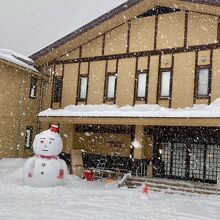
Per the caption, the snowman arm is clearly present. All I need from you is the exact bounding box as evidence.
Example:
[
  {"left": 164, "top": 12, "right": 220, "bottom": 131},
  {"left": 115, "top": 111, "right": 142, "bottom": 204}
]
[
  {"left": 24, "top": 157, "right": 36, "bottom": 178},
  {"left": 56, "top": 159, "right": 65, "bottom": 179}
]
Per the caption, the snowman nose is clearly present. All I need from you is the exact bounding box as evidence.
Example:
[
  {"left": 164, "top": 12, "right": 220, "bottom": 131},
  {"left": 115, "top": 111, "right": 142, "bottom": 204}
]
[{"left": 40, "top": 140, "right": 44, "bottom": 143}]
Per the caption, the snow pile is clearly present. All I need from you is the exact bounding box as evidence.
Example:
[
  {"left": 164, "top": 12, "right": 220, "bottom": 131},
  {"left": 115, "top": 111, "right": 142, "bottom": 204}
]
[
  {"left": 0, "top": 158, "right": 220, "bottom": 220},
  {"left": 39, "top": 98, "right": 220, "bottom": 118},
  {"left": 0, "top": 49, "right": 38, "bottom": 72}
]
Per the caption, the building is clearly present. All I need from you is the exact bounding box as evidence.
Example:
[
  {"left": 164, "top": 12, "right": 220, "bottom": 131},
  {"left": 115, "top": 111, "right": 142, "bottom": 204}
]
[
  {"left": 30, "top": 0, "right": 220, "bottom": 183},
  {"left": 0, "top": 49, "right": 47, "bottom": 158}
]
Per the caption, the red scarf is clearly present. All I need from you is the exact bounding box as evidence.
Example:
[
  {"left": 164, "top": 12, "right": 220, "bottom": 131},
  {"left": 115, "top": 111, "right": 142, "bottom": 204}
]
[{"left": 35, "top": 155, "right": 58, "bottom": 160}]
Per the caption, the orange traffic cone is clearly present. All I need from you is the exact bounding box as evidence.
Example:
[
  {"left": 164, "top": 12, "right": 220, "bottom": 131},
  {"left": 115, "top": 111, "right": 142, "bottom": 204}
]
[{"left": 143, "top": 183, "right": 148, "bottom": 195}]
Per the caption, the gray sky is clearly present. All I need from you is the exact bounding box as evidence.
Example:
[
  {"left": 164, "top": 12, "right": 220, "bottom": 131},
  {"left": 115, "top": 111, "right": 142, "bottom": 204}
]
[{"left": 0, "top": 0, "right": 126, "bottom": 56}]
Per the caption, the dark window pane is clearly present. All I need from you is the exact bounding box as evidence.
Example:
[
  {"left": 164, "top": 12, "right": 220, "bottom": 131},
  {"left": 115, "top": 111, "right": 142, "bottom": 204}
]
[
  {"left": 30, "top": 77, "right": 37, "bottom": 98},
  {"left": 53, "top": 76, "right": 63, "bottom": 102}
]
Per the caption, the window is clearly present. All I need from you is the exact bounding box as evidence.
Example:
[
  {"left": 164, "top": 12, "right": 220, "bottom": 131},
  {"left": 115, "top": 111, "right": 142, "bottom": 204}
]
[
  {"left": 160, "top": 70, "right": 171, "bottom": 98},
  {"left": 105, "top": 73, "right": 117, "bottom": 101},
  {"left": 78, "top": 76, "right": 88, "bottom": 101},
  {"left": 25, "top": 126, "right": 33, "bottom": 149},
  {"left": 53, "top": 76, "right": 63, "bottom": 102},
  {"left": 136, "top": 71, "right": 148, "bottom": 100},
  {"left": 197, "top": 68, "right": 209, "bottom": 97},
  {"left": 30, "top": 77, "right": 37, "bottom": 98}
]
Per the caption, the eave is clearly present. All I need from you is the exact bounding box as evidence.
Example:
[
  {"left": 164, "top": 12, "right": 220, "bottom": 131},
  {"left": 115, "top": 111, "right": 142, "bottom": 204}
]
[{"left": 38, "top": 116, "right": 220, "bottom": 127}]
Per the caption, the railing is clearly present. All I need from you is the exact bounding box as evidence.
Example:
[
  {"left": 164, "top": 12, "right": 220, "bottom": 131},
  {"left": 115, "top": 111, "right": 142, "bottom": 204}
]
[{"left": 135, "top": 161, "right": 147, "bottom": 177}]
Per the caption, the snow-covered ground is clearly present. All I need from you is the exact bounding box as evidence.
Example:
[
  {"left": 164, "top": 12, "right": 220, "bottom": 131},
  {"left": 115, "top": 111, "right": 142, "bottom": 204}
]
[{"left": 0, "top": 159, "right": 220, "bottom": 220}]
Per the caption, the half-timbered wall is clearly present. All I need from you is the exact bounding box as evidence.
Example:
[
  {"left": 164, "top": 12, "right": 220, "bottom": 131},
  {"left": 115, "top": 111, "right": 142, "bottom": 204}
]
[{"left": 43, "top": 10, "right": 220, "bottom": 111}]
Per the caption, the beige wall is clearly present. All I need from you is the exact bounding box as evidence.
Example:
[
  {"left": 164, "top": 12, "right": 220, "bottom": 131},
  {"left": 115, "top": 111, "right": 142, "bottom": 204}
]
[
  {"left": 62, "top": 63, "right": 79, "bottom": 107},
  {"left": 148, "top": 56, "right": 159, "bottom": 104},
  {"left": 87, "top": 61, "right": 106, "bottom": 104},
  {"left": 171, "top": 52, "right": 195, "bottom": 108},
  {"left": 116, "top": 58, "right": 136, "bottom": 106},
  {"left": 82, "top": 36, "right": 103, "bottom": 57},
  {"left": 130, "top": 16, "right": 155, "bottom": 52},
  {"left": 157, "top": 12, "right": 185, "bottom": 49},
  {"left": 0, "top": 62, "right": 44, "bottom": 158},
  {"left": 211, "top": 49, "right": 220, "bottom": 102},
  {"left": 104, "top": 23, "right": 128, "bottom": 55},
  {"left": 187, "top": 13, "right": 218, "bottom": 46}
]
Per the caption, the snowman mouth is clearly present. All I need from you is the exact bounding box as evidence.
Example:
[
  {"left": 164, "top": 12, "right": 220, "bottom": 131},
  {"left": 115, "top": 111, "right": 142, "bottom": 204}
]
[{"left": 42, "top": 150, "right": 48, "bottom": 152}]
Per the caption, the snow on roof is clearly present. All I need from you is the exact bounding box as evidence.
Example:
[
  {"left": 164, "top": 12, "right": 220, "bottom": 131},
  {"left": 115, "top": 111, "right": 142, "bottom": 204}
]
[
  {"left": 39, "top": 98, "right": 220, "bottom": 118},
  {"left": 0, "top": 49, "right": 38, "bottom": 72}
]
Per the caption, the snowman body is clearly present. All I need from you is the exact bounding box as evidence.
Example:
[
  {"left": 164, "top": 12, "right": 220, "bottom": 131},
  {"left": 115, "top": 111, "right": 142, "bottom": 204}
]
[{"left": 23, "top": 126, "right": 68, "bottom": 187}]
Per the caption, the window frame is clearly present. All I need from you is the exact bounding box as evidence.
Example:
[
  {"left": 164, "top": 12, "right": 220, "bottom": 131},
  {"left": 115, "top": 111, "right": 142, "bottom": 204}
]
[
  {"left": 135, "top": 70, "right": 148, "bottom": 101},
  {"left": 159, "top": 69, "right": 172, "bottom": 99},
  {"left": 29, "top": 77, "right": 37, "bottom": 99},
  {"left": 24, "top": 126, "right": 33, "bottom": 149},
  {"left": 78, "top": 75, "right": 89, "bottom": 102},
  {"left": 195, "top": 66, "right": 211, "bottom": 99},
  {"left": 52, "top": 75, "right": 63, "bottom": 103},
  {"left": 104, "top": 72, "right": 117, "bottom": 102}
]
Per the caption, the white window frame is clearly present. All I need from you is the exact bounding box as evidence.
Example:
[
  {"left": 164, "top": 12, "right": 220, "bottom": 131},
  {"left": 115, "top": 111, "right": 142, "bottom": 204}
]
[
  {"left": 160, "top": 70, "right": 171, "bottom": 98},
  {"left": 30, "top": 77, "right": 37, "bottom": 99},
  {"left": 105, "top": 73, "right": 117, "bottom": 101},
  {"left": 197, "top": 68, "right": 210, "bottom": 97},
  {"left": 78, "top": 75, "right": 88, "bottom": 101},
  {"left": 25, "top": 126, "right": 33, "bottom": 149},
  {"left": 136, "top": 71, "right": 148, "bottom": 99}
]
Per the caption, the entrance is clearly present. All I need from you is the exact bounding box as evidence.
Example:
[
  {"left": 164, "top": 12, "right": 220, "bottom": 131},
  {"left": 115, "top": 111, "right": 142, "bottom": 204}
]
[
  {"left": 145, "top": 126, "right": 220, "bottom": 183},
  {"left": 158, "top": 142, "right": 220, "bottom": 183}
]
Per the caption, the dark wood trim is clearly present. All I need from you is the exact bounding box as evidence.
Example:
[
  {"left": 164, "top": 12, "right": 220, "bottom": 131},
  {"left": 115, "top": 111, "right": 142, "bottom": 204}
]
[
  {"left": 49, "top": 43, "right": 220, "bottom": 66},
  {"left": 102, "top": 33, "right": 106, "bottom": 56},
  {"left": 103, "top": 61, "right": 108, "bottom": 103},
  {"left": 169, "top": 54, "right": 175, "bottom": 108},
  {"left": 59, "top": 63, "right": 64, "bottom": 108},
  {"left": 184, "top": 12, "right": 189, "bottom": 47},
  {"left": 79, "top": 46, "right": 82, "bottom": 58},
  {"left": 146, "top": 56, "right": 150, "bottom": 104},
  {"left": 133, "top": 57, "right": 139, "bottom": 106},
  {"left": 156, "top": 55, "right": 162, "bottom": 104},
  {"left": 127, "top": 20, "right": 131, "bottom": 53},
  {"left": 208, "top": 50, "right": 213, "bottom": 104},
  {"left": 193, "top": 51, "right": 199, "bottom": 104},
  {"left": 154, "top": 15, "right": 159, "bottom": 50},
  {"left": 218, "top": 17, "right": 220, "bottom": 43},
  {"left": 75, "top": 124, "right": 134, "bottom": 134},
  {"left": 50, "top": 65, "right": 56, "bottom": 108},
  {"left": 85, "top": 62, "right": 90, "bottom": 105},
  {"left": 115, "top": 59, "right": 119, "bottom": 104},
  {"left": 75, "top": 63, "right": 81, "bottom": 105}
]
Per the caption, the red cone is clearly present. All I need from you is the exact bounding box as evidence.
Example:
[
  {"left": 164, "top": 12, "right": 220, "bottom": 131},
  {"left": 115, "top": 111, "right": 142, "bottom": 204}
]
[{"left": 143, "top": 183, "right": 148, "bottom": 194}]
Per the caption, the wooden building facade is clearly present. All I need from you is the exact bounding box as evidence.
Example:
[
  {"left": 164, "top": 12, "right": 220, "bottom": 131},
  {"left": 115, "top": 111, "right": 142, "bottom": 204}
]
[{"left": 31, "top": 0, "right": 220, "bottom": 183}]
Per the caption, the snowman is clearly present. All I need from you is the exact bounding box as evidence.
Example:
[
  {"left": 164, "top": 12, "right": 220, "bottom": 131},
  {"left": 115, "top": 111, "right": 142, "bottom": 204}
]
[{"left": 23, "top": 125, "right": 68, "bottom": 187}]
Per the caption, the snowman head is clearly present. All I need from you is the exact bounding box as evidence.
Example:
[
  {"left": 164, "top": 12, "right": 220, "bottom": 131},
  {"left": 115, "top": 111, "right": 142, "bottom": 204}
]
[{"left": 33, "top": 125, "right": 63, "bottom": 156}]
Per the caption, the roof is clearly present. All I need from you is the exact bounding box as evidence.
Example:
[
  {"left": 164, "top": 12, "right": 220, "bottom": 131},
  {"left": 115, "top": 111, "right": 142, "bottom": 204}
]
[
  {"left": 0, "top": 49, "right": 38, "bottom": 73},
  {"left": 29, "top": 0, "right": 220, "bottom": 61}
]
